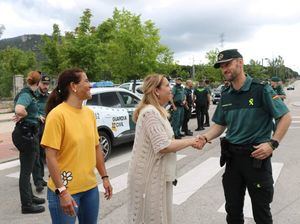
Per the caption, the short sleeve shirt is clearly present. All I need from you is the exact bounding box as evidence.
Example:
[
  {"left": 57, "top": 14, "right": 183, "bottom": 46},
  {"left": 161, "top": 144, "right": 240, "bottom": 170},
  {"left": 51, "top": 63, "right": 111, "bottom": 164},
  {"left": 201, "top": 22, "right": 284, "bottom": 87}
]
[
  {"left": 212, "top": 75, "right": 289, "bottom": 144},
  {"left": 41, "top": 102, "right": 100, "bottom": 194},
  {"left": 172, "top": 85, "right": 185, "bottom": 103},
  {"left": 15, "top": 87, "right": 39, "bottom": 125}
]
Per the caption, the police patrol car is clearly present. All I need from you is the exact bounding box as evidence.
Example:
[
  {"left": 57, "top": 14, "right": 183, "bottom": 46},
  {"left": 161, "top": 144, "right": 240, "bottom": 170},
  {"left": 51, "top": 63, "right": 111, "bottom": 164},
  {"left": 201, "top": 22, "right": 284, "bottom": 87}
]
[{"left": 83, "top": 86, "right": 141, "bottom": 160}]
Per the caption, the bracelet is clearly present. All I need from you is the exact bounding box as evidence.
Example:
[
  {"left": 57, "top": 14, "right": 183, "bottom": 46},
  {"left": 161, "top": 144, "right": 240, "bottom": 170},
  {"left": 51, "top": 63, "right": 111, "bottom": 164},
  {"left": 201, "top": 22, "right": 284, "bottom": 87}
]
[
  {"left": 202, "top": 135, "right": 211, "bottom": 144},
  {"left": 101, "top": 175, "right": 109, "bottom": 180}
]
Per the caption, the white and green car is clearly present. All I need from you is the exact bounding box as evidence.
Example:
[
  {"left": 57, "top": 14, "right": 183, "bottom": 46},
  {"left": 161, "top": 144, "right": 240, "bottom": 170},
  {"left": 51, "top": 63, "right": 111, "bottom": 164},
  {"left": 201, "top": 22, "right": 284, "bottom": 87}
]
[{"left": 84, "top": 87, "right": 141, "bottom": 160}]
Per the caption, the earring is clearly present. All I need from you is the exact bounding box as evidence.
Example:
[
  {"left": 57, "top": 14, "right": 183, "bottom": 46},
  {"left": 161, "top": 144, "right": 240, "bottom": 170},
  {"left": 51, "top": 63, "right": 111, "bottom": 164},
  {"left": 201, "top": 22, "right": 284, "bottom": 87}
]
[{"left": 74, "top": 89, "right": 77, "bottom": 93}]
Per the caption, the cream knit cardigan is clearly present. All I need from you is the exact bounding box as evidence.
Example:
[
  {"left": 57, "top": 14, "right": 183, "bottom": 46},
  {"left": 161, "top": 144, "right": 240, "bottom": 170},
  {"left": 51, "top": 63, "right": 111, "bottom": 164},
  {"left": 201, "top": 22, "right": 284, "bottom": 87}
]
[{"left": 127, "top": 105, "right": 176, "bottom": 224}]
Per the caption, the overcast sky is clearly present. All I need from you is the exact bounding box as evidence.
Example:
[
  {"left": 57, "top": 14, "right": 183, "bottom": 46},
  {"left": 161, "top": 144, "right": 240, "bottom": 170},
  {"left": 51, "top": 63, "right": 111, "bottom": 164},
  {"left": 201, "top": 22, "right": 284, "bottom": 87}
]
[{"left": 1, "top": 0, "right": 300, "bottom": 73}]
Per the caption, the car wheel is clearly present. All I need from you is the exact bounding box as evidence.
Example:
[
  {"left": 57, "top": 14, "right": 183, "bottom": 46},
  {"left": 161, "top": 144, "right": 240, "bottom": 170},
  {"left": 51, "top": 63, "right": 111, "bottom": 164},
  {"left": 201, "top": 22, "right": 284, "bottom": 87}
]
[{"left": 99, "top": 131, "right": 112, "bottom": 161}]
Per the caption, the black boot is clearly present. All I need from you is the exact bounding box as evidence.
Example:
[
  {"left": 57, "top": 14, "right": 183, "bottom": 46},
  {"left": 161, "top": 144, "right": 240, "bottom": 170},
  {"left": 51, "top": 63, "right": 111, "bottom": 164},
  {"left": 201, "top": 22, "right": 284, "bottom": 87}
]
[
  {"left": 32, "top": 196, "right": 45, "bottom": 204},
  {"left": 36, "top": 184, "right": 44, "bottom": 193},
  {"left": 22, "top": 204, "right": 45, "bottom": 214}
]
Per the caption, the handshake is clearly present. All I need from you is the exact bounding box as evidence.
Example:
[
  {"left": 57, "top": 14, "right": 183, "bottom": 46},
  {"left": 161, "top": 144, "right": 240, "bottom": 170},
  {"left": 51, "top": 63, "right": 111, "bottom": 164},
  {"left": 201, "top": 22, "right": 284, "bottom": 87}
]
[{"left": 190, "top": 135, "right": 210, "bottom": 150}]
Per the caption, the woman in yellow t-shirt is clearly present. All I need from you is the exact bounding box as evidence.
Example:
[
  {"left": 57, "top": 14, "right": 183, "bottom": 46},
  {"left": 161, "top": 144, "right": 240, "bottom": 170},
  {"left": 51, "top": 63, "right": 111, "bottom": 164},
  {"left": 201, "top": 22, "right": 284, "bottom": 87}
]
[{"left": 41, "top": 68, "right": 113, "bottom": 224}]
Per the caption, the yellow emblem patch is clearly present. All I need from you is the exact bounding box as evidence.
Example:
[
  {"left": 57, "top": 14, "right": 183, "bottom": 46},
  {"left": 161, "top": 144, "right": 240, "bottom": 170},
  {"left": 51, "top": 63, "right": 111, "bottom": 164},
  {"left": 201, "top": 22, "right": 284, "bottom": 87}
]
[{"left": 248, "top": 98, "right": 254, "bottom": 106}]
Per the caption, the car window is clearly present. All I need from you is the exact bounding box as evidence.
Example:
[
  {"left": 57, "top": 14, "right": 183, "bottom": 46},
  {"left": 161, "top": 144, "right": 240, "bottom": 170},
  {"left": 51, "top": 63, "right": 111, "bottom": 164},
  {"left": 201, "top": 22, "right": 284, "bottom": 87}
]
[
  {"left": 119, "top": 83, "right": 130, "bottom": 90},
  {"left": 86, "top": 94, "right": 99, "bottom": 106},
  {"left": 119, "top": 91, "right": 140, "bottom": 107},
  {"left": 99, "top": 92, "right": 122, "bottom": 108},
  {"left": 136, "top": 86, "right": 144, "bottom": 94}
]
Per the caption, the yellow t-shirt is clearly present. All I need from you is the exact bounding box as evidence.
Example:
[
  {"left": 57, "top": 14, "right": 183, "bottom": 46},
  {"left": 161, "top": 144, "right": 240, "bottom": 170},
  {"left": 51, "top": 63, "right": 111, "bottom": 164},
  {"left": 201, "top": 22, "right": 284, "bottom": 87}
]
[{"left": 41, "top": 102, "right": 99, "bottom": 194}]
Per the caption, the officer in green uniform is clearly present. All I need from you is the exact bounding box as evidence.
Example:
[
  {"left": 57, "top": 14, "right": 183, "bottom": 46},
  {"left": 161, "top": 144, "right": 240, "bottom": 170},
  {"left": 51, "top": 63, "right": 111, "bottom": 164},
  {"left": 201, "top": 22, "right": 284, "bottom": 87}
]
[
  {"left": 204, "top": 80, "right": 211, "bottom": 127},
  {"left": 270, "top": 76, "right": 286, "bottom": 101},
  {"left": 182, "top": 80, "right": 194, "bottom": 136},
  {"left": 171, "top": 77, "right": 186, "bottom": 139},
  {"left": 198, "top": 49, "right": 291, "bottom": 224},
  {"left": 193, "top": 80, "right": 210, "bottom": 131},
  {"left": 32, "top": 74, "right": 50, "bottom": 192},
  {"left": 12, "top": 71, "right": 46, "bottom": 214}
]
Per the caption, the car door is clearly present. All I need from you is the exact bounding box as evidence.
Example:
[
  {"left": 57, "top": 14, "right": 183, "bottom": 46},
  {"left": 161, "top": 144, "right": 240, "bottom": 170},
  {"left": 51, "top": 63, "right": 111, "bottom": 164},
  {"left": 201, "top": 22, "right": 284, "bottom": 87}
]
[{"left": 117, "top": 90, "right": 141, "bottom": 134}]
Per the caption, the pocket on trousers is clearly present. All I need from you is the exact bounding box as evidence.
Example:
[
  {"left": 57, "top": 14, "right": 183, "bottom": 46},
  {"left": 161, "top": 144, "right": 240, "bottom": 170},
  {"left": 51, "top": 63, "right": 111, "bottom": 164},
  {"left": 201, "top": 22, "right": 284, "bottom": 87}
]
[
  {"left": 12, "top": 126, "right": 35, "bottom": 152},
  {"left": 252, "top": 179, "right": 274, "bottom": 203}
]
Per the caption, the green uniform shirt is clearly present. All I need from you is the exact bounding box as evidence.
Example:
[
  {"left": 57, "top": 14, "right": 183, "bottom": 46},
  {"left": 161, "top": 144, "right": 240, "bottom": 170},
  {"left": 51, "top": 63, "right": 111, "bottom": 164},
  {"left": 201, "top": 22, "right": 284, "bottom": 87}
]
[
  {"left": 172, "top": 84, "right": 185, "bottom": 105},
  {"left": 273, "top": 85, "right": 286, "bottom": 96},
  {"left": 36, "top": 90, "right": 49, "bottom": 117},
  {"left": 15, "top": 87, "right": 39, "bottom": 125},
  {"left": 194, "top": 86, "right": 209, "bottom": 106},
  {"left": 212, "top": 75, "right": 289, "bottom": 144}
]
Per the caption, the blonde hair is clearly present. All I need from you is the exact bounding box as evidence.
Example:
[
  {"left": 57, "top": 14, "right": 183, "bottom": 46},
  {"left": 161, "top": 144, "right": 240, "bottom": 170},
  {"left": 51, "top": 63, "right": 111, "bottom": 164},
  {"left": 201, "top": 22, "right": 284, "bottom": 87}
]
[
  {"left": 26, "top": 71, "right": 41, "bottom": 85},
  {"left": 133, "top": 74, "right": 169, "bottom": 122}
]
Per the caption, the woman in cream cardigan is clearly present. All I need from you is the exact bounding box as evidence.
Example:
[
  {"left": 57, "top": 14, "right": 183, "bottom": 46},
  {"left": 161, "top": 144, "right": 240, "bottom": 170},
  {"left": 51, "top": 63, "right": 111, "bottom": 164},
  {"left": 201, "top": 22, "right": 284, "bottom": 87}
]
[{"left": 127, "top": 74, "right": 203, "bottom": 224}]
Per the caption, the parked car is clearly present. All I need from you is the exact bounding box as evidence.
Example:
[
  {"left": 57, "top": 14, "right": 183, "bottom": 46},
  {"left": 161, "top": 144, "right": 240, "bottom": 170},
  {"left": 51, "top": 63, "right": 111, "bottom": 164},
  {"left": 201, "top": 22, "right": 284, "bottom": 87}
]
[
  {"left": 119, "top": 81, "right": 143, "bottom": 98},
  {"left": 83, "top": 87, "right": 141, "bottom": 160},
  {"left": 212, "top": 84, "right": 224, "bottom": 104},
  {"left": 287, "top": 85, "right": 295, "bottom": 90}
]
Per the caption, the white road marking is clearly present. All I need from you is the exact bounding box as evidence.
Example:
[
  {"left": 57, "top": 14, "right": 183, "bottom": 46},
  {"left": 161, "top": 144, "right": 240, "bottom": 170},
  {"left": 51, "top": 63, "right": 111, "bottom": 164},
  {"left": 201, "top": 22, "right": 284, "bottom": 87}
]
[
  {"left": 218, "top": 162, "right": 284, "bottom": 218},
  {"left": 0, "top": 160, "right": 19, "bottom": 171},
  {"left": 289, "top": 127, "right": 300, "bottom": 129},
  {"left": 173, "top": 157, "right": 223, "bottom": 205},
  {"left": 6, "top": 171, "right": 19, "bottom": 178},
  {"left": 99, "top": 154, "right": 187, "bottom": 194},
  {"left": 105, "top": 151, "right": 132, "bottom": 169}
]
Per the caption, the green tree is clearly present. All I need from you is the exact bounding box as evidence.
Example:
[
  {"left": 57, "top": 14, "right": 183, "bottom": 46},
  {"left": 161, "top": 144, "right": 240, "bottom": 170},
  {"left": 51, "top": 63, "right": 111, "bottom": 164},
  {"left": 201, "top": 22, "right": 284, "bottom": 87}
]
[
  {"left": 99, "top": 8, "right": 173, "bottom": 83},
  {"left": 205, "top": 48, "right": 219, "bottom": 66},
  {"left": 0, "top": 47, "right": 36, "bottom": 97},
  {"left": 63, "top": 9, "right": 106, "bottom": 81},
  {"left": 40, "top": 24, "right": 67, "bottom": 77}
]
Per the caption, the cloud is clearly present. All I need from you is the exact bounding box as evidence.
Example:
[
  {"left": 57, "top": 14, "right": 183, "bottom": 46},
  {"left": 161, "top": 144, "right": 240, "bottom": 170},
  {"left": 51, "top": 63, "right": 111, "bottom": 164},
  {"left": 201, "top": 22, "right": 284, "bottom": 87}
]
[{"left": 0, "top": 0, "right": 300, "bottom": 71}]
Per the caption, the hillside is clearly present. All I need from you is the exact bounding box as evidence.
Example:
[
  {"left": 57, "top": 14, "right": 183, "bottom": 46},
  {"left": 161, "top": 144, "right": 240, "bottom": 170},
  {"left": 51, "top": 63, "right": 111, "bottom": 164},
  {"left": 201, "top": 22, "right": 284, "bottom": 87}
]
[{"left": 0, "top": 34, "right": 45, "bottom": 60}]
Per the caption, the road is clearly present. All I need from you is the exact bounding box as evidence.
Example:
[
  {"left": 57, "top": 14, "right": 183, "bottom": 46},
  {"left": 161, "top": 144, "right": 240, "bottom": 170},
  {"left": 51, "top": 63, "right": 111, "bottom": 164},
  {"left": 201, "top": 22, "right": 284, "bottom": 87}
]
[{"left": 0, "top": 81, "right": 300, "bottom": 223}]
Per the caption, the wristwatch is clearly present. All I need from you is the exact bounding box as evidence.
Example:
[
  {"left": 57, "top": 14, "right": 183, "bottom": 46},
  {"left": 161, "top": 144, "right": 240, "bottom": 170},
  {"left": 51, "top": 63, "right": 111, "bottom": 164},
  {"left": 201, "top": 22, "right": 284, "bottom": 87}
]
[
  {"left": 269, "top": 139, "right": 279, "bottom": 150},
  {"left": 55, "top": 186, "right": 67, "bottom": 195}
]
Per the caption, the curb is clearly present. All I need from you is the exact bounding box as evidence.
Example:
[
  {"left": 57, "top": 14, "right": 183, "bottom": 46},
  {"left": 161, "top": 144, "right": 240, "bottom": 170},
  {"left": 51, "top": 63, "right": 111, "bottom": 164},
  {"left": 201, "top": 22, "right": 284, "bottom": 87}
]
[
  {"left": 0, "top": 118, "right": 12, "bottom": 123},
  {"left": 0, "top": 156, "right": 18, "bottom": 164}
]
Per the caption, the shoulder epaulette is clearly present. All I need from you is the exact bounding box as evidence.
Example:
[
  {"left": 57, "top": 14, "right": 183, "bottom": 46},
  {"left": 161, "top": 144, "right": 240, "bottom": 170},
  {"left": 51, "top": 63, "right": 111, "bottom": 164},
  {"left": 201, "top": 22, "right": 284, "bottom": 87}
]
[
  {"left": 221, "top": 85, "right": 230, "bottom": 93},
  {"left": 252, "top": 79, "right": 267, "bottom": 86}
]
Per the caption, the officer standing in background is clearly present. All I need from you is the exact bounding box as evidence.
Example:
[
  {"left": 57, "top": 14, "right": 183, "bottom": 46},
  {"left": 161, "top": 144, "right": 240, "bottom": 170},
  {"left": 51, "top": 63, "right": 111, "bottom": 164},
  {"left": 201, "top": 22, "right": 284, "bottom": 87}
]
[
  {"left": 203, "top": 80, "right": 211, "bottom": 127},
  {"left": 182, "top": 80, "right": 194, "bottom": 136},
  {"left": 193, "top": 80, "right": 210, "bottom": 131},
  {"left": 171, "top": 77, "right": 186, "bottom": 139},
  {"left": 198, "top": 49, "right": 291, "bottom": 224},
  {"left": 32, "top": 74, "right": 50, "bottom": 193},
  {"left": 12, "top": 71, "right": 45, "bottom": 214},
  {"left": 270, "top": 76, "right": 286, "bottom": 101}
]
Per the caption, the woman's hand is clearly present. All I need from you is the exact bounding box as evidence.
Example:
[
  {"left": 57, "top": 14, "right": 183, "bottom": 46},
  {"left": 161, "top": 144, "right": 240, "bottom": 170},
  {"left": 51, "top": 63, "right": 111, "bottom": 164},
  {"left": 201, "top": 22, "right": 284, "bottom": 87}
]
[
  {"left": 59, "top": 191, "right": 78, "bottom": 216},
  {"left": 103, "top": 178, "right": 113, "bottom": 200}
]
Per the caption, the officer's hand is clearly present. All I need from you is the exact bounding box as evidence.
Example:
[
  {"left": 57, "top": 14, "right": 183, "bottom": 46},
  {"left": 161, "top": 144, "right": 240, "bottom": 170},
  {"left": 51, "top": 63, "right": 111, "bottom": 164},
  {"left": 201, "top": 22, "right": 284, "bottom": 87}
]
[
  {"left": 39, "top": 115, "right": 45, "bottom": 123},
  {"left": 173, "top": 105, "right": 177, "bottom": 111},
  {"left": 251, "top": 143, "right": 273, "bottom": 160},
  {"left": 192, "top": 136, "right": 205, "bottom": 149},
  {"left": 12, "top": 114, "right": 22, "bottom": 123}
]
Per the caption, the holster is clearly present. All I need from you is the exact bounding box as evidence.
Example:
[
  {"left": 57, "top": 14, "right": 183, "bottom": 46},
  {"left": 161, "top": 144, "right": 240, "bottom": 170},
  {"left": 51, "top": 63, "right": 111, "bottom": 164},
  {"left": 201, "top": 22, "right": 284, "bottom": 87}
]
[{"left": 220, "top": 137, "right": 231, "bottom": 167}]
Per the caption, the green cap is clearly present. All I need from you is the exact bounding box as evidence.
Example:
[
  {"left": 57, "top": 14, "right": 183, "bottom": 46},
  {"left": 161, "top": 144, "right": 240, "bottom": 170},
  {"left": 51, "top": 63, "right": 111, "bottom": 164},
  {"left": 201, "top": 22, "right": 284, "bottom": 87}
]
[
  {"left": 271, "top": 76, "right": 281, "bottom": 82},
  {"left": 214, "top": 49, "right": 243, "bottom": 68}
]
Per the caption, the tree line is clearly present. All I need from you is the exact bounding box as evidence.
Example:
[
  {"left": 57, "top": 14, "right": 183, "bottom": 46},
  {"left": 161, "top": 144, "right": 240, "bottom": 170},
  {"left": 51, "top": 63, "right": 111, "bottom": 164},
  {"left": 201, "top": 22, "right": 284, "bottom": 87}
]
[{"left": 0, "top": 9, "right": 298, "bottom": 98}]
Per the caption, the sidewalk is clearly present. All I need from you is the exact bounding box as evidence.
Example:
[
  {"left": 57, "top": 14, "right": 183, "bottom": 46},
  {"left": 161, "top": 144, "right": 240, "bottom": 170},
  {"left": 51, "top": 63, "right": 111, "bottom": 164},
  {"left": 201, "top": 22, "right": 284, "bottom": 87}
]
[
  {"left": 0, "top": 112, "right": 14, "bottom": 122},
  {"left": 0, "top": 112, "right": 18, "bottom": 163}
]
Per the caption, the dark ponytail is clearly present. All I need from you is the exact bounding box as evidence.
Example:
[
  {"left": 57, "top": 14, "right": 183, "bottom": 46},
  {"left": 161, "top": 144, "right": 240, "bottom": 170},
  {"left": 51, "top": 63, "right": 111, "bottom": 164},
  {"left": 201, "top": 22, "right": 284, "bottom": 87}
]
[{"left": 45, "top": 68, "right": 84, "bottom": 115}]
